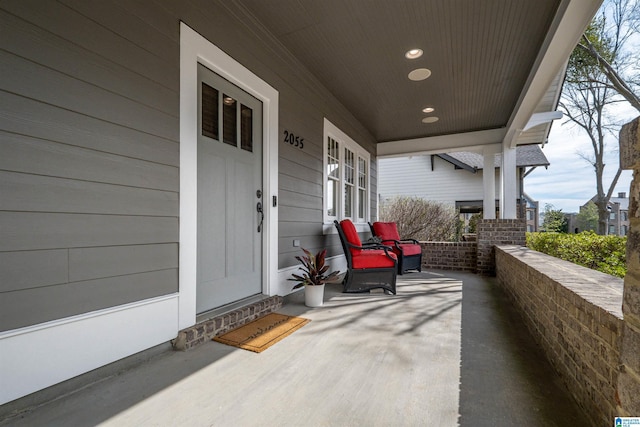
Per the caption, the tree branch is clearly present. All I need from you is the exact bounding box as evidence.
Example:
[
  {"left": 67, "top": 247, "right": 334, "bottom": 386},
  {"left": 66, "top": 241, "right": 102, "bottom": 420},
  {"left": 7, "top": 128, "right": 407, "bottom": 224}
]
[
  {"left": 577, "top": 36, "right": 640, "bottom": 112},
  {"left": 606, "top": 167, "right": 624, "bottom": 201}
]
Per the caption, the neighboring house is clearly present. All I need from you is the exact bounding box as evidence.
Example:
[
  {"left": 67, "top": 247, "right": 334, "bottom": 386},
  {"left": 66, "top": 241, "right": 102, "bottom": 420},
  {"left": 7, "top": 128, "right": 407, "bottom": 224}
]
[
  {"left": 378, "top": 145, "right": 549, "bottom": 231},
  {"left": 0, "top": 1, "right": 598, "bottom": 405},
  {"left": 565, "top": 212, "right": 579, "bottom": 233},
  {"left": 522, "top": 193, "right": 541, "bottom": 232},
  {"left": 582, "top": 193, "right": 630, "bottom": 236}
]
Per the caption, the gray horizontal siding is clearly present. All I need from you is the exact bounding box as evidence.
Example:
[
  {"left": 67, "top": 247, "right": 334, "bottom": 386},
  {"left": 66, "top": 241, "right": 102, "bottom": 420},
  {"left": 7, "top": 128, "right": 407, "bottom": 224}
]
[
  {"left": 278, "top": 221, "right": 324, "bottom": 238},
  {"left": 0, "top": 244, "right": 177, "bottom": 294},
  {"left": 279, "top": 189, "right": 321, "bottom": 211},
  {"left": 110, "top": 0, "right": 179, "bottom": 43},
  {"left": 1, "top": 0, "right": 178, "bottom": 90},
  {"left": 0, "top": 171, "right": 178, "bottom": 216},
  {"left": 0, "top": 269, "right": 178, "bottom": 331},
  {"left": 0, "top": 8, "right": 178, "bottom": 116},
  {"left": 0, "top": 1, "right": 181, "bottom": 332},
  {"left": 68, "top": 244, "right": 178, "bottom": 282},
  {"left": 1, "top": 213, "right": 177, "bottom": 252},
  {"left": 279, "top": 174, "right": 323, "bottom": 199},
  {"left": 0, "top": 250, "right": 69, "bottom": 293},
  {"left": 0, "top": 0, "right": 180, "bottom": 332},
  {"left": 0, "top": 96, "right": 179, "bottom": 167},
  {"left": 1, "top": 133, "right": 179, "bottom": 192},
  {"left": 0, "top": 50, "right": 178, "bottom": 141},
  {"left": 278, "top": 206, "right": 323, "bottom": 223},
  {"left": 279, "top": 234, "right": 344, "bottom": 269},
  {"left": 279, "top": 156, "right": 323, "bottom": 183},
  {"left": 57, "top": 0, "right": 178, "bottom": 66}
]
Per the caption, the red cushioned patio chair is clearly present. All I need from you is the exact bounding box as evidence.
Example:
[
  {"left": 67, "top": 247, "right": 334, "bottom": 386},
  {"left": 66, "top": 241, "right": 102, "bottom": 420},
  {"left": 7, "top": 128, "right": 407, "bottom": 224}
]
[
  {"left": 369, "top": 221, "right": 422, "bottom": 275},
  {"left": 334, "top": 219, "right": 397, "bottom": 294}
]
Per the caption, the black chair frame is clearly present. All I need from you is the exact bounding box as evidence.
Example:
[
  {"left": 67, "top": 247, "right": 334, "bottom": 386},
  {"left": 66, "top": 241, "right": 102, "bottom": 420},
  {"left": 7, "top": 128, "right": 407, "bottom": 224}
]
[
  {"left": 368, "top": 222, "right": 422, "bottom": 275},
  {"left": 334, "top": 221, "right": 397, "bottom": 294}
]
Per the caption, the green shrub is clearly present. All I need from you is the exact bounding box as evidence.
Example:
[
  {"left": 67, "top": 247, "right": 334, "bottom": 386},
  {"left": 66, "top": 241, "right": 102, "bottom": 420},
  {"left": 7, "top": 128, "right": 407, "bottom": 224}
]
[{"left": 526, "top": 231, "right": 627, "bottom": 278}]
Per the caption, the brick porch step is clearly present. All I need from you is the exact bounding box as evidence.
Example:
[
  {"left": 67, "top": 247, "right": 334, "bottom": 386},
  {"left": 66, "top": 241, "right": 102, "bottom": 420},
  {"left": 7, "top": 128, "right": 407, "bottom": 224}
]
[{"left": 172, "top": 295, "right": 283, "bottom": 351}]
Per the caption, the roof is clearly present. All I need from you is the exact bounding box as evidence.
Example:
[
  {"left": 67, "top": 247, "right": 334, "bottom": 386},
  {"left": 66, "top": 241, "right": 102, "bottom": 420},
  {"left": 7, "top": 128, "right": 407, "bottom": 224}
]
[
  {"left": 237, "top": 0, "right": 601, "bottom": 156},
  {"left": 442, "top": 145, "right": 550, "bottom": 170},
  {"left": 586, "top": 195, "right": 630, "bottom": 210},
  {"left": 610, "top": 197, "right": 630, "bottom": 210},
  {"left": 522, "top": 192, "right": 540, "bottom": 208}
]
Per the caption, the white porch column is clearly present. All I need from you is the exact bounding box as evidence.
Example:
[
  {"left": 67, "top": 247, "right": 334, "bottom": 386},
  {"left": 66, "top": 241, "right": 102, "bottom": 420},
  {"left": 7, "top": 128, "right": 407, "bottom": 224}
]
[
  {"left": 500, "top": 145, "right": 518, "bottom": 219},
  {"left": 483, "top": 146, "right": 497, "bottom": 219}
]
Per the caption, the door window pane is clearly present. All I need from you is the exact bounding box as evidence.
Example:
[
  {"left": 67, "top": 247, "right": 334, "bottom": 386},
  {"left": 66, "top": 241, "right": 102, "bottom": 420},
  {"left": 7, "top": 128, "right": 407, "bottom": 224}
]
[
  {"left": 223, "top": 94, "right": 237, "bottom": 146},
  {"left": 201, "top": 83, "right": 219, "bottom": 139},
  {"left": 241, "top": 104, "right": 253, "bottom": 152}
]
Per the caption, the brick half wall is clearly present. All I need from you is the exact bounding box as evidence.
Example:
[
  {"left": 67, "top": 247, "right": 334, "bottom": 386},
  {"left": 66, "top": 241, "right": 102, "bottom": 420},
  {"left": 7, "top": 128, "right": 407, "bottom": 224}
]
[
  {"left": 495, "top": 245, "right": 623, "bottom": 426},
  {"left": 477, "top": 219, "right": 526, "bottom": 275},
  {"left": 421, "top": 242, "right": 477, "bottom": 272}
]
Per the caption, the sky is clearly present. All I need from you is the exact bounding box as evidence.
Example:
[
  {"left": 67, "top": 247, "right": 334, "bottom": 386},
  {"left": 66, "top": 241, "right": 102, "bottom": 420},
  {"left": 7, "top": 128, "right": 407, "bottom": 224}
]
[{"left": 525, "top": 103, "right": 638, "bottom": 213}]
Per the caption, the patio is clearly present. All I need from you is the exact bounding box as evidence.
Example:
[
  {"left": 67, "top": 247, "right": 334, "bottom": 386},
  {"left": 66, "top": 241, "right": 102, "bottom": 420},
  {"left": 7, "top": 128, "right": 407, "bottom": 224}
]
[{"left": 1, "top": 270, "right": 589, "bottom": 426}]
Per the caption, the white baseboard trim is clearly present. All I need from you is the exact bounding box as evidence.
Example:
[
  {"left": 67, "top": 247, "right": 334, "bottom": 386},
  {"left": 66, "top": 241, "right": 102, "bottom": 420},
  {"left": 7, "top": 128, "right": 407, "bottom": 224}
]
[{"left": 0, "top": 295, "right": 179, "bottom": 405}]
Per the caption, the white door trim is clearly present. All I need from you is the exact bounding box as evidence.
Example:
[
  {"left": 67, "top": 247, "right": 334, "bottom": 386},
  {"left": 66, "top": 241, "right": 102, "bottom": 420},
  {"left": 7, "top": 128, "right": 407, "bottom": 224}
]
[{"left": 180, "top": 22, "right": 279, "bottom": 330}]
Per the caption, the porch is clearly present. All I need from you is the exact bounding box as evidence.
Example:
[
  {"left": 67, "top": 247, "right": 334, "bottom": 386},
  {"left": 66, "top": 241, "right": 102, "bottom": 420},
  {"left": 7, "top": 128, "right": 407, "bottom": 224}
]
[{"left": 0, "top": 270, "right": 589, "bottom": 426}]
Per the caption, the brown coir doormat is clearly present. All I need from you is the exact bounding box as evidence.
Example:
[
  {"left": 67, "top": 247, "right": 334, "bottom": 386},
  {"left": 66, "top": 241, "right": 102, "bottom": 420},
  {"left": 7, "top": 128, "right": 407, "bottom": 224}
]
[{"left": 213, "top": 313, "right": 310, "bottom": 353}]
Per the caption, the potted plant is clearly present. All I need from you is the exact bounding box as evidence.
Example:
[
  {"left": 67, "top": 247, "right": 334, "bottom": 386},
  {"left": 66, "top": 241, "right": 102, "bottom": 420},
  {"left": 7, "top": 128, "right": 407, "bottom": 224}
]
[{"left": 290, "top": 248, "right": 340, "bottom": 307}]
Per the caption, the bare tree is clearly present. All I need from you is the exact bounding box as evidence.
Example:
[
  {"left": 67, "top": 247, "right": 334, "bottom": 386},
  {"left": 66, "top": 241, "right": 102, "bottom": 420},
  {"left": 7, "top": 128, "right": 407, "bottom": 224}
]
[
  {"left": 379, "top": 197, "right": 460, "bottom": 242},
  {"left": 560, "top": 2, "right": 638, "bottom": 234},
  {"left": 576, "top": 0, "right": 640, "bottom": 113}
]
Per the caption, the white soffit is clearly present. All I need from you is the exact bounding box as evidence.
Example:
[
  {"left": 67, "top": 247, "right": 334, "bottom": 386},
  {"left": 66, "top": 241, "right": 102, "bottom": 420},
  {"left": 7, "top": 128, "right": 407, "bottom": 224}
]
[
  {"left": 377, "top": 128, "right": 505, "bottom": 158},
  {"left": 505, "top": 0, "right": 603, "bottom": 148}
]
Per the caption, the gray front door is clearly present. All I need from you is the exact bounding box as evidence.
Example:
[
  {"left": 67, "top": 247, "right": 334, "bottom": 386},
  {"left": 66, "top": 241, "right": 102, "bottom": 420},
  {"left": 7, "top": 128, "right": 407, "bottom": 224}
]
[{"left": 197, "top": 63, "right": 263, "bottom": 313}]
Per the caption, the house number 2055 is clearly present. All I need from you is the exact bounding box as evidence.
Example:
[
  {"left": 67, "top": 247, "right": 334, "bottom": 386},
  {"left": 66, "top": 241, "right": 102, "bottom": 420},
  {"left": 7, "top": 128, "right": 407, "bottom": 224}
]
[{"left": 283, "top": 130, "right": 304, "bottom": 149}]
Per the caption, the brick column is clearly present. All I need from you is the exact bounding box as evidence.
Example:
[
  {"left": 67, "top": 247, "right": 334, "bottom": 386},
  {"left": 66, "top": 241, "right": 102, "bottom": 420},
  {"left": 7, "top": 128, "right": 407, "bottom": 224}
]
[
  {"left": 618, "top": 117, "right": 640, "bottom": 416},
  {"left": 476, "top": 219, "right": 526, "bottom": 275}
]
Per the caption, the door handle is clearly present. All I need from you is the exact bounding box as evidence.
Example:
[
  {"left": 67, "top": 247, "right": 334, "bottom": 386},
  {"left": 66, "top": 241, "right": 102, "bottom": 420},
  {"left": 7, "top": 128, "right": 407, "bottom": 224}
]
[{"left": 257, "top": 201, "right": 264, "bottom": 232}]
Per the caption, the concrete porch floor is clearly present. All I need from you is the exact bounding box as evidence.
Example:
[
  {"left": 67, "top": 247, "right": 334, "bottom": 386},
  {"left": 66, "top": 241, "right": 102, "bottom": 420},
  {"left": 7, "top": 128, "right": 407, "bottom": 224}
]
[{"left": 1, "top": 271, "right": 591, "bottom": 426}]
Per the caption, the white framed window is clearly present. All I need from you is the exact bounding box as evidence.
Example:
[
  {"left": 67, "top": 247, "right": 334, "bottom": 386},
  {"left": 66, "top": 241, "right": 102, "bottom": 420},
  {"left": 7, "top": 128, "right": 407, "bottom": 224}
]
[
  {"left": 357, "top": 157, "right": 367, "bottom": 221},
  {"left": 323, "top": 119, "right": 370, "bottom": 226}
]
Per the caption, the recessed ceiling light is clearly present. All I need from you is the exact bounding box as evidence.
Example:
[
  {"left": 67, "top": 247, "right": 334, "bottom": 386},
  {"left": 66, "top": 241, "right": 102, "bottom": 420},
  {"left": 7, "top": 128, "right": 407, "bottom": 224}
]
[
  {"left": 408, "top": 68, "right": 431, "bottom": 81},
  {"left": 422, "top": 116, "right": 439, "bottom": 123},
  {"left": 405, "top": 49, "right": 423, "bottom": 59},
  {"left": 422, "top": 107, "right": 435, "bottom": 113}
]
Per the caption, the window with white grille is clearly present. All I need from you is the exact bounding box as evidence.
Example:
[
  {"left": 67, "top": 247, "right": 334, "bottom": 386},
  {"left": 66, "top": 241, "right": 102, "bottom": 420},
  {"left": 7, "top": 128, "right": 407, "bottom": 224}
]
[{"left": 323, "top": 119, "right": 370, "bottom": 224}]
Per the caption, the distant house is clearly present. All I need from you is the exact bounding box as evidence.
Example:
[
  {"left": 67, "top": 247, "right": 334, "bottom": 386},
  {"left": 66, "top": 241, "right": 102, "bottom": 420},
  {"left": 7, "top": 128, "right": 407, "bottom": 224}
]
[
  {"left": 522, "top": 192, "right": 540, "bottom": 232},
  {"left": 378, "top": 145, "right": 549, "bottom": 231},
  {"left": 582, "top": 193, "right": 630, "bottom": 236},
  {"left": 565, "top": 212, "right": 579, "bottom": 233}
]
